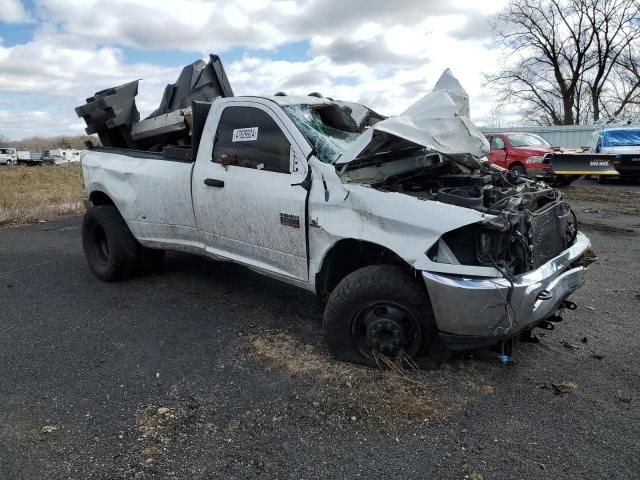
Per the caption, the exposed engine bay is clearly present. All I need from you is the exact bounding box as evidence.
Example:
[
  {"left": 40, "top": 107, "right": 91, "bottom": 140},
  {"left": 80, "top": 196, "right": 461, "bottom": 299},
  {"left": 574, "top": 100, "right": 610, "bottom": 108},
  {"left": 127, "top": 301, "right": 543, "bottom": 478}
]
[{"left": 345, "top": 152, "right": 578, "bottom": 276}]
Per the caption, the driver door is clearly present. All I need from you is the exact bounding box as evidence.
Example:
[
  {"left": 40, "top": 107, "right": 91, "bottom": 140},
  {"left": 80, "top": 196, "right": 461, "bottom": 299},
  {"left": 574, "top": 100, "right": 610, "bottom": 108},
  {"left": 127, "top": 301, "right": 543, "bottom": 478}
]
[{"left": 192, "top": 103, "right": 309, "bottom": 284}]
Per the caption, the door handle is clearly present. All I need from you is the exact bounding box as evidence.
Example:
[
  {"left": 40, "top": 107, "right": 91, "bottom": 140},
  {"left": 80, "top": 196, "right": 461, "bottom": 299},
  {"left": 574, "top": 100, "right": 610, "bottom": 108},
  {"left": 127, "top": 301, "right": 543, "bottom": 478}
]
[{"left": 204, "top": 178, "right": 224, "bottom": 188}]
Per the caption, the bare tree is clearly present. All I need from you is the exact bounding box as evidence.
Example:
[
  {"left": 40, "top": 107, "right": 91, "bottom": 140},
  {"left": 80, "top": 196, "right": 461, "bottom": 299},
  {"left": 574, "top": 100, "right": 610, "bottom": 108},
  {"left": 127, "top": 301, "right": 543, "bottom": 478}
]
[
  {"left": 603, "top": 43, "right": 640, "bottom": 118},
  {"left": 0, "top": 135, "right": 10, "bottom": 148},
  {"left": 584, "top": 0, "right": 640, "bottom": 121},
  {"left": 487, "top": 0, "right": 640, "bottom": 125},
  {"left": 482, "top": 104, "right": 508, "bottom": 128}
]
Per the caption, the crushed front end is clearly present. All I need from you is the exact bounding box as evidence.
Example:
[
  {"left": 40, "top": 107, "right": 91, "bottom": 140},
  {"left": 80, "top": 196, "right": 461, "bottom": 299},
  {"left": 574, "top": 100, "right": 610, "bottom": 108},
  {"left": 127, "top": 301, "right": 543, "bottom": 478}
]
[
  {"left": 412, "top": 167, "right": 591, "bottom": 348},
  {"left": 358, "top": 153, "right": 591, "bottom": 349}
]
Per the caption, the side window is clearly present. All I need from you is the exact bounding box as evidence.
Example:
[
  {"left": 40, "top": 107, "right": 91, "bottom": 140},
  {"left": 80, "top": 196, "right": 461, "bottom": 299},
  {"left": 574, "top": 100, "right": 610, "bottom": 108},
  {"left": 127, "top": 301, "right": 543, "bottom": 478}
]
[
  {"left": 212, "top": 106, "right": 291, "bottom": 174},
  {"left": 490, "top": 136, "right": 505, "bottom": 150}
]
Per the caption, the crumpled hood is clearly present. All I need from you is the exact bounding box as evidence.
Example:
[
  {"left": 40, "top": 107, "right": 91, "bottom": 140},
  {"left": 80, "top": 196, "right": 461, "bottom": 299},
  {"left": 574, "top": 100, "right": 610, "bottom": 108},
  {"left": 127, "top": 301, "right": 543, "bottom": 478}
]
[{"left": 335, "top": 69, "right": 489, "bottom": 170}]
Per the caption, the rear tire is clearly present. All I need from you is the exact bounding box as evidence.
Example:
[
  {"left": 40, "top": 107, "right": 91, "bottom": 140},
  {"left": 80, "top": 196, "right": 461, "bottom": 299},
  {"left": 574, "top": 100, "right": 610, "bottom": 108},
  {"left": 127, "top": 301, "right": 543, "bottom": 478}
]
[
  {"left": 323, "top": 264, "right": 443, "bottom": 368},
  {"left": 5, "top": 160, "right": 12, "bottom": 166},
  {"left": 82, "top": 205, "right": 140, "bottom": 282}
]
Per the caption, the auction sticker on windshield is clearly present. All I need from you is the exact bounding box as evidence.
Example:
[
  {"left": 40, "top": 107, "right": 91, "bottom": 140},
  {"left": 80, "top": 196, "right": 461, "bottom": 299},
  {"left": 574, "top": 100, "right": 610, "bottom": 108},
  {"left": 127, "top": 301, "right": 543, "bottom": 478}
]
[{"left": 232, "top": 127, "right": 259, "bottom": 142}]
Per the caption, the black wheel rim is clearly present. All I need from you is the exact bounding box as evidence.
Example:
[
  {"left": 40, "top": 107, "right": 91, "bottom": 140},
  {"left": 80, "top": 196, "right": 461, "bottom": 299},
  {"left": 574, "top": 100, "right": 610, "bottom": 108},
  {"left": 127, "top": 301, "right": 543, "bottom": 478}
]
[
  {"left": 351, "top": 301, "right": 423, "bottom": 359},
  {"left": 92, "top": 225, "right": 109, "bottom": 263}
]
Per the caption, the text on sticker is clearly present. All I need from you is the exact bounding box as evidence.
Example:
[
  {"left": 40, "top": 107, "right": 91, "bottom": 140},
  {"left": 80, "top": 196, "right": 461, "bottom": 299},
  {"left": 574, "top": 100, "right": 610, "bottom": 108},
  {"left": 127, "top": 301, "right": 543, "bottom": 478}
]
[{"left": 232, "top": 127, "right": 259, "bottom": 142}]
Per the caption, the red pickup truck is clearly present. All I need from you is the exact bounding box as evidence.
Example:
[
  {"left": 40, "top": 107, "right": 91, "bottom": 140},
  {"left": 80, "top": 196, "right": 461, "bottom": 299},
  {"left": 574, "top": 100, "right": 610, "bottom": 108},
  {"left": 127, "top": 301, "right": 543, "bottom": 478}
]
[{"left": 484, "top": 132, "right": 554, "bottom": 179}]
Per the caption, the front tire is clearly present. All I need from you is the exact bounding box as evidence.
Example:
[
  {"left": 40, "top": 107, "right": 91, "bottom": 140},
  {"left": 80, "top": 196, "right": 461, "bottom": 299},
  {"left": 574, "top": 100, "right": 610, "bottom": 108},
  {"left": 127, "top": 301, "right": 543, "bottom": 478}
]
[
  {"left": 82, "top": 206, "right": 140, "bottom": 282},
  {"left": 509, "top": 164, "right": 526, "bottom": 177},
  {"left": 323, "top": 265, "right": 441, "bottom": 367}
]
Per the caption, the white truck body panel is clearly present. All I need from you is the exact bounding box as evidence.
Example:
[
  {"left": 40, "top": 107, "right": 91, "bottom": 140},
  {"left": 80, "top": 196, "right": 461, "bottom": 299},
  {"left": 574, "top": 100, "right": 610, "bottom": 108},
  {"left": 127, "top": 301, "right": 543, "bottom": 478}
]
[
  {"left": 82, "top": 86, "right": 590, "bottom": 341},
  {"left": 83, "top": 95, "right": 498, "bottom": 293}
]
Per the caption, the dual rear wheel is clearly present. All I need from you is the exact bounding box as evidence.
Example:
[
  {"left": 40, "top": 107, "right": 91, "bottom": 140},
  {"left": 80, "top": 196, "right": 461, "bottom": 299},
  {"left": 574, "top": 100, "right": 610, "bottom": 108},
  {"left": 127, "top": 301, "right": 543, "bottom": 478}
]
[{"left": 82, "top": 205, "right": 164, "bottom": 282}]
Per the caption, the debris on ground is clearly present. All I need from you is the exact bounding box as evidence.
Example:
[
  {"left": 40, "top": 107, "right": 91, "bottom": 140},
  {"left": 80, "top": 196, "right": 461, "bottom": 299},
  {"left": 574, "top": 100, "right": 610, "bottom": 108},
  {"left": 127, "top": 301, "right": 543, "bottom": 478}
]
[
  {"left": 584, "top": 306, "right": 596, "bottom": 311},
  {"left": 551, "top": 382, "right": 578, "bottom": 395},
  {"left": 137, "top": 405, "right": 176, "bottom": 440},
  {"left": 616, "top": 391, "right": 633, "bottom": 405},
  {"left": 40, "top": 425, "right": 58, "bottom": 434},
  {"left": 245, "top": 330, "right": 471, "bottom": 430},
  {"left": 481, "top": 385, "right": 495, "bottom": 394},
  {"left": 560, "top": 340, "right": 581, "bottom": 350},
  {"left": 579, "top": 248, "right": 599, "bottom": 266},
  {"left": 590, "top": 353, "right": 605, "bottom": 360},
  {"left": 467, "top": 473, "right": 484, "bottom": 480}
]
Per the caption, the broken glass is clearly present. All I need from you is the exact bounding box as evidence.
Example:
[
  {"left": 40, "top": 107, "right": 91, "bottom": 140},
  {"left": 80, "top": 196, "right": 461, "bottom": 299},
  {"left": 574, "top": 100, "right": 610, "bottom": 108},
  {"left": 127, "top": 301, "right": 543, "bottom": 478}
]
[{"left": 283, "top": 105, "right": 360, "bottom": 164}]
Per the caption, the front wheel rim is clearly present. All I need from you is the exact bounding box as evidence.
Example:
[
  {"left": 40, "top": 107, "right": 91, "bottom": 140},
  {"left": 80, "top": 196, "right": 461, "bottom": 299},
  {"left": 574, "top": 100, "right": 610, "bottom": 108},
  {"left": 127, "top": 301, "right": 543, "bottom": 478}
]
[{"left": 351, "top": 301, "right": 423, "bottom": 359}]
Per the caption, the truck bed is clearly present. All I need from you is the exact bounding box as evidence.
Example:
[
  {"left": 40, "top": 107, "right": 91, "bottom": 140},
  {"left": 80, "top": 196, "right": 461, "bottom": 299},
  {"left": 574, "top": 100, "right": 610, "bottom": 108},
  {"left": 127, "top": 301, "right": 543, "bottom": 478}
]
[{"left": 82, "top": 149, "right": 199, "bottom": 244}]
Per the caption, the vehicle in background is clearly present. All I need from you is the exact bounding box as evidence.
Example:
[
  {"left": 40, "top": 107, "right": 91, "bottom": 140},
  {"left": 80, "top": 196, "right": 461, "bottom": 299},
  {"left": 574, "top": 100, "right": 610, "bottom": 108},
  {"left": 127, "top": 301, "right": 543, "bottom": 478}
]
[
  {"left": 0, "top": 148, "right": 17, "bottom": 165},
  {"left": 590, "top": 127, "right": 640, "bottom": 183},
  {"left": 483, "top": 132, "right": 580, "bottom": 186},
  {"left": 42, "top": 149, "right": 81, "bottom": 165},
  {"left": 14, "top": 150, "right": 45, "bottom": 166}
]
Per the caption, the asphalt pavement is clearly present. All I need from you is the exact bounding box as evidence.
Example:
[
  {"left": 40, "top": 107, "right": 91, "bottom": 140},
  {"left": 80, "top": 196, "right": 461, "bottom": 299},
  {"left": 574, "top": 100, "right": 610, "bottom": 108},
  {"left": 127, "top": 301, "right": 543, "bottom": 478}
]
[{"left": 1, "top": 179, "right": 639, "bottom": 479}]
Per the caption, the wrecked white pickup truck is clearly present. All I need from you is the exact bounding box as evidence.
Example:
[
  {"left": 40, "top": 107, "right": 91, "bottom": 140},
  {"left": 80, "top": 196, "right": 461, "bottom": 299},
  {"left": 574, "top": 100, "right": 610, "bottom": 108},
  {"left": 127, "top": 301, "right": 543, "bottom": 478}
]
[{"left": 77, "top": 57, "right": 590, "bottom": 366}]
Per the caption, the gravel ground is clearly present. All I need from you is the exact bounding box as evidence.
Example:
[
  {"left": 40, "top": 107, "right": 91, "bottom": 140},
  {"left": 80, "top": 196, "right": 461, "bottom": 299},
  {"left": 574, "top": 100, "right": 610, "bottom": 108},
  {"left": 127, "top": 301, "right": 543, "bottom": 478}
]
[{"left": 0, "top": 178, "right": 638, "bottom": 479}]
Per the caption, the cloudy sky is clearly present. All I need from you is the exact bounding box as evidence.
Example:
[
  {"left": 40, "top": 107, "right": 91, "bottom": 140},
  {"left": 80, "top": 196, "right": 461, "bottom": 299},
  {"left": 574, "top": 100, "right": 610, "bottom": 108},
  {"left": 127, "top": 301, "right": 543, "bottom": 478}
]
[{"left": 0, "top": 0, "right": 509, "bottom": 140}]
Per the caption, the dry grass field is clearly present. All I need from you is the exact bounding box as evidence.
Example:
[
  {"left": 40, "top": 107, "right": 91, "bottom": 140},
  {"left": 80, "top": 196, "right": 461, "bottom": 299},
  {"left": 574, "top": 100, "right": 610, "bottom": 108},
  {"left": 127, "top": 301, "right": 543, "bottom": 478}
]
[{"left": 0, "top": 164, "right": 84, "bottom": 225}]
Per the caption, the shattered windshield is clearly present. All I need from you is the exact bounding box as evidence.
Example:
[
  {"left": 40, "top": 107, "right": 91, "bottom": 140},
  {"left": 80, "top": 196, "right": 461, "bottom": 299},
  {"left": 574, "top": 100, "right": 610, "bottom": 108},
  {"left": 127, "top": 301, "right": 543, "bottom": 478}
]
[{"left": 283, "top": 104, "right": 360, "bottom": 164}]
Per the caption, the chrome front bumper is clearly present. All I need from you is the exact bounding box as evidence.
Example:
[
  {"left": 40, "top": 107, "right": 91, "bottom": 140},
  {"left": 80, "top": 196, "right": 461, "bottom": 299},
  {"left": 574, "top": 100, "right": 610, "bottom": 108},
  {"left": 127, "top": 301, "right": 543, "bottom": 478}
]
[{"left": 422, "top": 232, "right": 591, "bottom": 343}]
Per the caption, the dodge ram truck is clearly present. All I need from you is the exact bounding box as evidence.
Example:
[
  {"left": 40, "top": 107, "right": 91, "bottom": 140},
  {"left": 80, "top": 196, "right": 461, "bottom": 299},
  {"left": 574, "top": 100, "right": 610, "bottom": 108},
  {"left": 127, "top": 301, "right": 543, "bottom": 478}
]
[{"left": 78, "top": 64, "right": 591, "bottom": 366}]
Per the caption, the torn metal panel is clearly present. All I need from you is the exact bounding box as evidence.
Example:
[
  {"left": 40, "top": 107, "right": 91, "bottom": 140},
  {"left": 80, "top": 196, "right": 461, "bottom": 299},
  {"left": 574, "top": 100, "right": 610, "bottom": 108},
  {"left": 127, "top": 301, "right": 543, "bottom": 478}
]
[
  {"left": 334, "top": 69, "right": 489, "bottom": 170},
  {"left": 431, "top": 68, "right": 470, "bottom": 118}
]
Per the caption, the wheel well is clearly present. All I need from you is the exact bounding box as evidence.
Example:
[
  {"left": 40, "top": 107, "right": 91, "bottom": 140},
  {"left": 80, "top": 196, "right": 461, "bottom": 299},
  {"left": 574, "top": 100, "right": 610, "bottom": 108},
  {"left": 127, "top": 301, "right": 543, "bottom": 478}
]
[
  {"left": 508, "top": 161, "right": 525, "bottom": 170},
  {"left": 315, "top": 239, "right": 414, "bottom": 297},
  {"left": 89, "top": 191, "right": 115, "bottom": 206}
]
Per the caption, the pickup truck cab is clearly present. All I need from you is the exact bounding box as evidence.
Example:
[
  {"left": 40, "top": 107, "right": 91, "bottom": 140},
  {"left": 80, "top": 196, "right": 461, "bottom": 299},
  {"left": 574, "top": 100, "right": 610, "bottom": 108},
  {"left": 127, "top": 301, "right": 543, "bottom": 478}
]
[
  {"left": 0, "top": 148, "right": 17, "bottom": 165},
  {"left": 484, "top": 132, "right": 554, "bottom": 179},
  {"left": 81, "top": 85, "right": 591, "bottom": 366}
]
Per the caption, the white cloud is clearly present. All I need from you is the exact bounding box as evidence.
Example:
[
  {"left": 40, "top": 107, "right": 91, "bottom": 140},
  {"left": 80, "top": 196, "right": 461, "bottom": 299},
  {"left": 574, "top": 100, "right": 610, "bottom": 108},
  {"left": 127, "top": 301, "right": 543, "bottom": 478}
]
[
  {"left": 0, "top": 0, "right": 513, "bottom": 139},
  {"left": 0, "top": 0, "right": 30, "bottom": 23}
]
